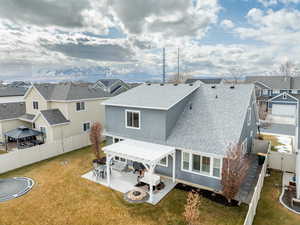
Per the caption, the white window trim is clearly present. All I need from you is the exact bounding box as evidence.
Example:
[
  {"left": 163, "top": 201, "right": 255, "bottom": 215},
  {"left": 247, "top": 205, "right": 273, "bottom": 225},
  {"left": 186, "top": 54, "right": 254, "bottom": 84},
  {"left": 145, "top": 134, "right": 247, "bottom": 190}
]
[
  {"left": 125, "top": 109, "right": 141, "bottom": 129},
  {"left": 273, "top": 90, "right": 280, "bottom": 94},
  {"left": 242, "top": 138, "right": 248, "bottom": 154},
  {"left": 76, "top": 101, "right": 86, "bottom": 112},
  {"left": 82, "top": 121, "right": 91, "bottom": 132},
  {"left": 248, "top": 107, "right": 252, "bottom": 126},
  {"left": 158, "top": 156, "right": 168, "bottom": 167},
  {"left": 180, "top": 150, "right": 222, "bottom": 180},
  {"left": 33, "top": 101, "right": 39, "bottom": 110}
]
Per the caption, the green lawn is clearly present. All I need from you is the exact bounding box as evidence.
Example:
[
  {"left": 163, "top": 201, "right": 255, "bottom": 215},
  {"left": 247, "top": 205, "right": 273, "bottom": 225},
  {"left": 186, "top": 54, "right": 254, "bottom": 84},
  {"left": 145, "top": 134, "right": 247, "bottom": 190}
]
[
  {"left": 253, "top": 171, "right": 300, "bottom": 225},
  {"left": 0, "top": 146, "right": 247, "bottom": 225}
]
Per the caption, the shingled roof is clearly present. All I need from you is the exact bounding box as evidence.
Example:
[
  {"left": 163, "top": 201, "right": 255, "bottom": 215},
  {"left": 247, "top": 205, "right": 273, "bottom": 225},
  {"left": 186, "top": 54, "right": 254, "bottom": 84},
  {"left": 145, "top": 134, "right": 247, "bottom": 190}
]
[
  {"left": 0, "top": 102, "right": 26, "bottom": 120},
  {"left": 40, "top": 109, "right": 70, "bottom": 126},
  {"left": 32, "top": 82, "right": 110, "bottom": 101},
  {"left": 0, "top": 86, "right": 26, "bottom": 97}
]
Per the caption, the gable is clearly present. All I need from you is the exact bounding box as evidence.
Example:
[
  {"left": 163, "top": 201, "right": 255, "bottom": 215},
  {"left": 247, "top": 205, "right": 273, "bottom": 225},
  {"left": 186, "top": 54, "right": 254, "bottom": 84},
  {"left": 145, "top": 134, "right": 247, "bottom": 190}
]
[{"left": 269, "top": 93, "right": 298, "bottom": 103}]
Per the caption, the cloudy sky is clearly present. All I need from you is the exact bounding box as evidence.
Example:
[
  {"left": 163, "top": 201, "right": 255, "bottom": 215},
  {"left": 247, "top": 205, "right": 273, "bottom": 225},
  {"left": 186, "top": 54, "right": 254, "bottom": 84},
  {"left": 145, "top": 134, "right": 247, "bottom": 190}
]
[{"left": 0, "top": 0, "right": 299, "bottom": 82}]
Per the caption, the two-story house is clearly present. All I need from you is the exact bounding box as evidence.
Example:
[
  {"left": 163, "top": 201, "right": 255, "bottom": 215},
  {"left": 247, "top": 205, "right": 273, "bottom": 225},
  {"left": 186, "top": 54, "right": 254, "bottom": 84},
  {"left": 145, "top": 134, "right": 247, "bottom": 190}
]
[
  {"left": 100, "top": 82, "right": 258, "bottom": 203},
  {"left": 245, "top": 76, "right": 300, "bottom": 119},
  {"left": 94, "top": 79, "right": 131, "bottom": 96},
  {"left": 0, "top": 82, "right": 110, "bottom": 147}
]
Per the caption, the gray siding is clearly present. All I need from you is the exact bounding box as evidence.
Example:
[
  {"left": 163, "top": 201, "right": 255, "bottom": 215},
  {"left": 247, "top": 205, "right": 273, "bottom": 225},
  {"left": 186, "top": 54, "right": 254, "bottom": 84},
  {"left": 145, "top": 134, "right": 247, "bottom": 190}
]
[
  {"left": 166, "top": 93, "right": 194, "bottom": 138},
  {"left": 239, "top": 91, "right": 258, "bottom": 153},
  {"left": 105, "top": 105, "right": 167, "bottom": 141},
  {"left": 155, "top": 149, "right": 222, "bottom": 191}
]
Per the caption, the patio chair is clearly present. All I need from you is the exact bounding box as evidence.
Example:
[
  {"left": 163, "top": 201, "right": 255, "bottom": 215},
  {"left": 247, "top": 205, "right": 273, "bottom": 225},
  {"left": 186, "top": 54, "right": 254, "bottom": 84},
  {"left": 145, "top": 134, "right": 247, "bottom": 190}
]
[{"left": 112, "top": 161, "right": 128, "bottom": 172}]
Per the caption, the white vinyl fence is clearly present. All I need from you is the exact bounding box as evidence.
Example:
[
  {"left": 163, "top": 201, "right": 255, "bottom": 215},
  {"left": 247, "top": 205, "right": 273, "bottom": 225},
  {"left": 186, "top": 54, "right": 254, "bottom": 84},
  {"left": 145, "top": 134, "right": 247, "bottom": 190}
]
[
  {"left": 243, "top": 142, "right": 270, "bottom": 225},
  {"left": 268, "top": 151, "right": 296, "bottom": 173},
  {"left": 243, "top": 154, "right": 268, "bottom": 225},
  {"left": 0, "top": 133, "right": 90, "bottom": 174}
]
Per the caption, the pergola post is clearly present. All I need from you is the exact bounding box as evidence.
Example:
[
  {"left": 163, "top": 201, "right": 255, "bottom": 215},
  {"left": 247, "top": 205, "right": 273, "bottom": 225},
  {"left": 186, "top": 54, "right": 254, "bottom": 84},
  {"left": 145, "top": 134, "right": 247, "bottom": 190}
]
[
  {"left": 106, "top": 154, "right": 112, "bottom": 187},
  {"left": 172, "top": 152, "right": 176, "bottom": 183},
  {"left": 149, "top": 164, "right": 155, "bottom": 203}
]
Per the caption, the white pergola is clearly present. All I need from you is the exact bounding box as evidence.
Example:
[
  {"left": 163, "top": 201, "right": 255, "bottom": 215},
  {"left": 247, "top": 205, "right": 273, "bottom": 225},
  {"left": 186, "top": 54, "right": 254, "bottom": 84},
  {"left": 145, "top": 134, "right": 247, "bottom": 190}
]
[{"left": 103, "top": 139, "right": 176, "bottom": 202}]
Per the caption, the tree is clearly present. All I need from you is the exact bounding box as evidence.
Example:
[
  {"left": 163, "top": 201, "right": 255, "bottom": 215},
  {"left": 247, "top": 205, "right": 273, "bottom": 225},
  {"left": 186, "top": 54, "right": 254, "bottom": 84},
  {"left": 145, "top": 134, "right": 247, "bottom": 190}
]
[
  {"left": 221, "top": 143, "right": 250, "bottom": 203},
  {"left": 183, "top": 191, "right": 201, "bottom": 225},
  {"left": 271, "top": 60, "right": 300, "bottom": 77},
  {"left": 89, "top": 122, "right": 103, "bottom": 160}
]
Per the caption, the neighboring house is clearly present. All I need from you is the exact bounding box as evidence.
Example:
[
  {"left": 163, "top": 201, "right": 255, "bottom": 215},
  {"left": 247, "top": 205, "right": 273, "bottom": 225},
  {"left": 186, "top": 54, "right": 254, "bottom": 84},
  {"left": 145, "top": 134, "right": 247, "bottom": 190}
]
[
  {"left": 94, "top": 79, "right": 131, "bottom": 96},
  {"left": 185, "top": 78, "right": 222, "bottom": 84},
  {"left": 0, "top": 82, "right": 110, "bottom": 144},
  {"left": 102, "top": 82, "right": 258, "bottom": 199},
  {"left": 245, "top": 76, "right": 300, "bottom": 118},
  {"left": 0, "top": 86, "right": 26, "bottom": 103}
]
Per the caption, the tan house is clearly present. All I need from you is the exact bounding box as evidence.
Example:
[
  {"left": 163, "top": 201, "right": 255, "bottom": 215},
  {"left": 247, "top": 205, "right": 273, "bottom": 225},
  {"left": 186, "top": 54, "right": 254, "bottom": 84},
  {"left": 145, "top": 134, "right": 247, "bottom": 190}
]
[{"left": 0, "top": 82, "right": 110, "bottom": 147}]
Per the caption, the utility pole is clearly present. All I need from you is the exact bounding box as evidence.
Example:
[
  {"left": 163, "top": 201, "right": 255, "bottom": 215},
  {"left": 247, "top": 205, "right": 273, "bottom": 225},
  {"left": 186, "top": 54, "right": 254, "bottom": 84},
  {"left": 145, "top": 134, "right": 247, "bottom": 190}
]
[
  {"left": 163, "top": 48, "right": 166, "bottom": 83},
  {"left": 177, "top": 48, "right": 180, "bottom": 82}
]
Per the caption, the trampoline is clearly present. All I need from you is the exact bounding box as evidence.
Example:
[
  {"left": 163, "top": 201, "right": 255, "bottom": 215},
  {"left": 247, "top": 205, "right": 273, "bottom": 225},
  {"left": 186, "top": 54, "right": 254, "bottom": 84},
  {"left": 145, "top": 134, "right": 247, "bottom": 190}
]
[{"left": 0, "top": 177, "right": 34, "bottom": 202}]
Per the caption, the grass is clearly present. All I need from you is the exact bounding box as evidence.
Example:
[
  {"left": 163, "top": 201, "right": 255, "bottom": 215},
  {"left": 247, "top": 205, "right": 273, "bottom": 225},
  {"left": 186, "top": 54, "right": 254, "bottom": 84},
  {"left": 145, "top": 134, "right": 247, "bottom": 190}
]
[
  {"left": 0, "top": 146, "right": 248, "bottom": 225},
  {"left": 253, "top": 170, "right": 300, "bottom": 225},
  {"left": 0, "top": 150, "right": 7, "bottom": 154}
]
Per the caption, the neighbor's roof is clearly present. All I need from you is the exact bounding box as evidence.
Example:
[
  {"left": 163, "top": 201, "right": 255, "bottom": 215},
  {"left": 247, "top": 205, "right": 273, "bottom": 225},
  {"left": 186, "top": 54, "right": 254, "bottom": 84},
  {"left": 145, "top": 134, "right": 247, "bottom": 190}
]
[
  {"left": 291, "top": 77, "right": 300, "bottom": 89},
  {"left": 185, "top": 78, "right": 222, "bottom": 84},
  {"left": 0, "top": 86, "right": 26, "bottom": 97},
  {"left": 19, "top": 113, "right": 35, "bottom": 122},
  {"left": 40, "top": 109, "right": 70, "bottom": 125},
  {"left": 32, "top": 82, "right": 110, "bottom": 101},
  {"left": 103, "top": 83, "right": 200, "bottom": 110},
  {"left": 0, "top": 102, "right": 26, "bottom": 120},
  {"left": 96, "top": 79, "right": 121, "bottom": 87},
  {"left": 166, "top": 84, "right": 255, "bottom": 156},
  {"left": 245, "top": 76, "right": 291, "bottom": 89}
]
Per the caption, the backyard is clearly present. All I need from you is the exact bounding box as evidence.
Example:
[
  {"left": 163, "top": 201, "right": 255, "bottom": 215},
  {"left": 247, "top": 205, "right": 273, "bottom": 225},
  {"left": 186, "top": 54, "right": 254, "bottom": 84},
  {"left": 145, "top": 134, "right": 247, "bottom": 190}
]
[{"left": 0, "top": 147, "right": 299, "bottom": 225}]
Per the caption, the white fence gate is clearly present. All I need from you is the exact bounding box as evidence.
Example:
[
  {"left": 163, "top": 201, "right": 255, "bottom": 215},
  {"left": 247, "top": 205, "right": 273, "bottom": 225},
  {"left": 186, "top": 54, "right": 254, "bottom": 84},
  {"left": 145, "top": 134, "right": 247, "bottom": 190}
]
[
  {"left": 268, "top": 151, "right": 296, "bottom": 173},
  {"left": 0, "top": 133, "right": 90, "bottom": 174}
]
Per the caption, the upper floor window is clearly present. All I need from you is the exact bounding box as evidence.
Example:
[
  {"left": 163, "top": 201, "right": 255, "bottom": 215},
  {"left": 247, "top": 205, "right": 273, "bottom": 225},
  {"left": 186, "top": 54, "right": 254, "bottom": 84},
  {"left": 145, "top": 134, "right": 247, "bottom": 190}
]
[
  {"left": 125, "top": 110, "right": 140, "bottom": 129},
  {"left": 248, "top": 107, "right": 252, "bottom": 126},
  {"left": 33, "top": 101, "right": 39, "bottom": 110},
  {"left": 273, "top": 90, "right": 280, "bottom": 95},
  {"left": 291, "top": 90, "right": 297, "bottom": 94},
  {"left": 262, "top": 89, "right": 268, "bottom": 96},
  {"left": 76, "top": 102, "right": 85, "bottom": 111},
  {"left": 83, "top": 122, "right": 90, "bottom": 132}
]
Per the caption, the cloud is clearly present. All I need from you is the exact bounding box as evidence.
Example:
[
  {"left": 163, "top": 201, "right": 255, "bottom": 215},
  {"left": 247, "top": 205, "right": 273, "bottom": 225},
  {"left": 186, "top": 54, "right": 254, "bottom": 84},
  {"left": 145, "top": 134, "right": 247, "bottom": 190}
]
[
  {"left": 220, "top": 19, "right": 235, "bottom": 29},
  {"left": 258, "top": 0, "right": 300, "bottom": 7}
]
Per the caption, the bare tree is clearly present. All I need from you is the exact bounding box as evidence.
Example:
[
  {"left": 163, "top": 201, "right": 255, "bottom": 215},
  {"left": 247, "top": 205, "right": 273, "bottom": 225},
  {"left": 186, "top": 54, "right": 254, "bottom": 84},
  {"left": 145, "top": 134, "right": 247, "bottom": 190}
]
[
  {"left": 221, "top": 143, "right": 250, "bottom": 203},
  {"left": 226, "top": 67, "right": 244, "bottom": 85},
  {"left": 89, "top": 122, "right": 103, "bottom": 161},
  {"left": 183, "top": 191, "right": 201, "bottom": 225},
  {"left": 271, "top": 60, "right": 300, "bottom": 77}
]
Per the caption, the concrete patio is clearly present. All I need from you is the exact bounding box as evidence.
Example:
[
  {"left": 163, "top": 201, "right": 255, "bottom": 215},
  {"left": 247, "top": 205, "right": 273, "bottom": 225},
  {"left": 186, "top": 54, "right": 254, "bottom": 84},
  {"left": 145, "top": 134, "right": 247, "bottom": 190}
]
[{"left": 82, "top": 169, "right": 177, "bottom": 205}]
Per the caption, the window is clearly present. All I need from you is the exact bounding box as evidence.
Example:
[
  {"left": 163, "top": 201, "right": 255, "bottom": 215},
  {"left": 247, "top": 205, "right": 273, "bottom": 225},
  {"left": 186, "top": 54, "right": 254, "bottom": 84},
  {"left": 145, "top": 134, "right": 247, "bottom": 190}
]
[
  {"left": 248, "top": 107, "right": 252, "bottom": 126},
  {"left": 213, "top": 158, "right": 221, "bottom": 178},
  {"left": 273, "top": 90, "right": 280, "bottom": 95},
  {"left": 114, "top": 156, "right": 126, "bottom": 162},
  {"left": 201, "top": 156, "right": 210, "bottom": 174},
  {"left": 40, "top": 127, "right": 46, "bottom": 138},
  {"left": 76, "top": 102, "right": 85, "bottom": 111},
  {"left": 32, "top": 123, "right": 36, "bottom": 129},
  {"left": 242, "top": 138, "right": 248, "bottom": 155},
  {"left": 83, "top": 122, "right": 90, "bottom": 132},
  {"left": 33, "top": 101, "right": 39, "bottom": 109},
  {"left": 283, "top": 93, "right": 287, "bottom": 99},
  {"left": 158, "top": 157, "right": 168, "bottom": 167},
  {"left": 262, "top": 89, "right": 268, "bottom": 96},
  {"left": 182, "top": 152, "right": 190, "bottom": 170},
  {"left": 113, "top": 138, "right": 123, "bottom": 143},
  {"left": 125, "top": 110, "right": 140, "bottom": 129},
  {"left": 192, "top": 154, "right": 201, "bottom": 173},
  {"left": 291, "top": 90, "right": 297, "bottom": 94}
]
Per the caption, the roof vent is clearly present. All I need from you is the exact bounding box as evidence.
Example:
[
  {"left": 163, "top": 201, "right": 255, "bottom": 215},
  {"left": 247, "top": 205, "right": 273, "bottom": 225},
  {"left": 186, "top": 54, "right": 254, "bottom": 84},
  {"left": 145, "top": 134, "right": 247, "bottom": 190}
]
[
  {"left": 211, "top": 85, "right": 216, "bottom": 89},
  {"left": 189, "top": 83, "right": 193, "bottom": 86},
  {"left": 147, "top": 83, "right": 151, "bottom": 86},
  {"left": 215, "top": 95, "right": 218, "bottom": 99},
  {"left": 160, "top": 83, "right": 164, "bottom": 86},
  {"left": 174, "top": 83, "right": 178, "bottom": 86},
  {"left": 189, "top": 103, "right": 193, "bottom": 110},
  {"left": 230, "top": 86, "right": 235, "bottom": 89}
]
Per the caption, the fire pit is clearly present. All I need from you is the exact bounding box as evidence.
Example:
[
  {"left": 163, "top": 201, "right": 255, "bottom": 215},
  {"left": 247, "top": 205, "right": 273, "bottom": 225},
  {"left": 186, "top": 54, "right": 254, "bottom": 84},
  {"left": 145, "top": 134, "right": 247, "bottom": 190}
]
[{"left": 124, "top": 188, "right": 149, "bottom": 203}]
